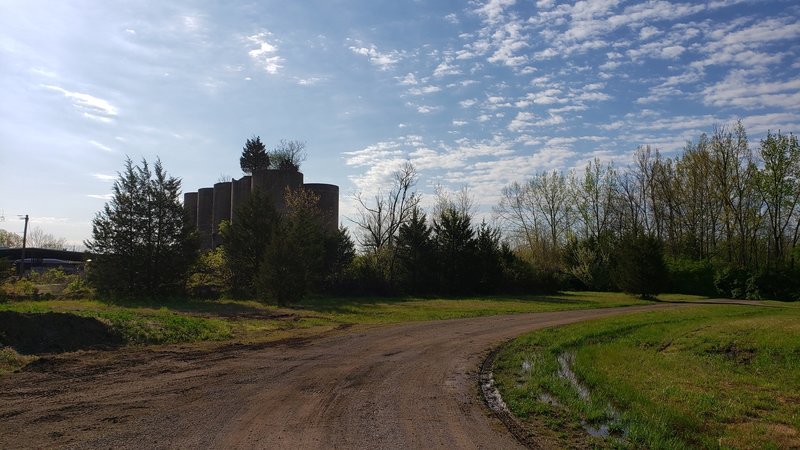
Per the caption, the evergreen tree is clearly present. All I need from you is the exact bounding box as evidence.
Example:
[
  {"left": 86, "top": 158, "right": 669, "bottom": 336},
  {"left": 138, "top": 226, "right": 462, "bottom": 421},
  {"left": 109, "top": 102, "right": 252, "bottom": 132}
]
[
  {"left": 613, "top": 231, "right": 668, "bottom": 299},
  {"left": 323, "top": 226, "right": 356, "bottom": 291},
  {"left": 474, "top": 221, "right": 503, "bottom": 293},
  {"left": 258, "top": 187, "right": 326, "bottom": 304},
  {"left": 86, "top": 158, "right": 196, "bottom": 298},
  {"left": 220, "top": 190, "right": 278, "bottom": 297},
  {"left": 240, "top": 136, "right": 270, "bottom": 175},
  {"left": 433, "top": 206, "right": 476, "bottom": 294},
  {"left": 396, "top": 207, "right": 435, "bottom": 293}
]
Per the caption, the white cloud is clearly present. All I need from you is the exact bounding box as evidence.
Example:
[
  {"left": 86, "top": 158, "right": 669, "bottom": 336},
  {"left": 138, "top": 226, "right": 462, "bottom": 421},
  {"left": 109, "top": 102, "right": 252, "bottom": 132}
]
[
  {"left": 92, "top": 173, "right": 116, "bottom": 181},
  {"left": 87, "top": 194, "right": 114, "bottom": 200},
  {"left": 417, "top": 105, "right": 438, "bottom": 114},
  {"left": 408, "top": 85, "right": 442, "bottom": 96},
  {"left": 349, "top": 42, "right": 402, "bottom": 70},
  {"left": 452, "top": 120, "right": 468, "bottom": 126},
  {"left": 475, "top": 0, "right": 516, "bottom": 25},
  {"left": 433, "top": 60, "right": 461, "bottom": 77},
  {"left": 246, "top": 32, "right": 283, "bottom": 74},
  {"left": 639, "top": 26, "right": 660, "bottom": 40},
  {"left": 398, "top": 73, "right": 418, "bottom": 85},
  {"left": 459, "top": 98, "right": 478, "bottom": 108},
  {"left": 89, "top": 140, "right": 114, "bottom": 152},
  {"left": 43, "top": 85, "right": 118, "bottom": 121},
  {"left": 703, "top": 73, "right": 800, "bottom": 110}
]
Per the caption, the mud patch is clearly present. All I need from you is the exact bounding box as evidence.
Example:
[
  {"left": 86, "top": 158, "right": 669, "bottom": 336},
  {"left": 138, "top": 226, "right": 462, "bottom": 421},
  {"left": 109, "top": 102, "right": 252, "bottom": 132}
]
[{"left": 0, "top": 311, "right": 124, "bottom": 355}]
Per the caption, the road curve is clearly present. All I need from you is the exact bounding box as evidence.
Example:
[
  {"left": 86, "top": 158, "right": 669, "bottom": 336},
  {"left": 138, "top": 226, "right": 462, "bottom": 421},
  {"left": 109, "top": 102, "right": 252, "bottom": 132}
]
[{"left": 0, "top": 303, "right": 689, "bottom": 449}]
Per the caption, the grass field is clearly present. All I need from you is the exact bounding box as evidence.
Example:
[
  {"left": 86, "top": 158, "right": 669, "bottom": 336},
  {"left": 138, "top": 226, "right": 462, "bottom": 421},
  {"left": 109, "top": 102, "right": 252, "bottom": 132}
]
[
  {"left": 493, "top": 302, "right": 800, "bottom": 449},
  {"left": 0, "top": 291, "right": 676, "bottom": 373}
]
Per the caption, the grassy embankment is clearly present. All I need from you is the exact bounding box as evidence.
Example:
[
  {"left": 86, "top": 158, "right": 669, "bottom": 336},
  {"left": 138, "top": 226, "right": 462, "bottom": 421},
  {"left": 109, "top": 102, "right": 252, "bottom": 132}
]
[
  {"left": 493, "top": 302, "right": 800, "bottom": 449},
  {"left": 1, "top": 291, "right": 698, "bottom": 373}
]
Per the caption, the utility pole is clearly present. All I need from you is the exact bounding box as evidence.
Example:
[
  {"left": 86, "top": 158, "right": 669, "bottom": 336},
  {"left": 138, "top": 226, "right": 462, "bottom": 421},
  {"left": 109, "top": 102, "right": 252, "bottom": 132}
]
[{"left": 18, "top": 214, "right": 28, "bottom": 275}]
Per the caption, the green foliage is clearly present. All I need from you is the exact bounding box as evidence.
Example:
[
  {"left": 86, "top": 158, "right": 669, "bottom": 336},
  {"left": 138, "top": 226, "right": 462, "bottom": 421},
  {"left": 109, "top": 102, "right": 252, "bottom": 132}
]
[
  {"left": 494, "top": 305, "right": 800, "bottom": 449},
  {"left": 563, "top": 234, "right": 615, "bottom": 291},
  {"left": 258, "top": 187, "right": 327, "bottom": 304},
  {"left": 613, "top": 232, "right": 667, "bottom": 299},
  {"left": 666, "top": 258, "right": 716, "bottom": 296},
  {"left": 62, "top": 276, "right": 93, "bottom": 298},
  {"left": 714, "top": 266, "right": 753, "bottom": 299},
  {"left": 433, "top": 206, "right": 476, "bottom": 294},
  {"left": 395, "top": 207, "right": 435, "bottom": 294},
  {"left": 186, "top": 247, "right": 232, "bottom": 298},
  {"left": 322, "top": 226, "right": 356, "bottom": 292},
  {"left": 269, "top": 139, "right": 306, "bottom": 171},
  {"left": 86, "top": 158, "right": 197, "bottom": 298},
  {"left": 0, "top": 258, "right": 13, "bottom": 285},
  {"left": 239, "top": 135, "right": 270, "bottom": 175},
  {"left": 474, "top": 221, "right": 504, "bottom": 293},
  {"left": 221, "top": 190, "right": 279, "bottom": 296}
]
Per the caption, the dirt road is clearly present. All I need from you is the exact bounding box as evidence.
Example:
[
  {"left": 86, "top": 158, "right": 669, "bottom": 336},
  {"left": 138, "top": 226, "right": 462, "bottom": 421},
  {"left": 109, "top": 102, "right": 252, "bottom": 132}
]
[{"left": 0, "top": 303, "right": 687, "bottom": 449}]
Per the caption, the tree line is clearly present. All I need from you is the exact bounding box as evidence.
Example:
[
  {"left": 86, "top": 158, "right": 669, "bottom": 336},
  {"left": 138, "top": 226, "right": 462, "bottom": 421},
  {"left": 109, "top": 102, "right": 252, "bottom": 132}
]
[
  {"left": 78, "top": 124, "right": 800, "bottom": 302},
  {"left": 495, "top": 122, "right": 800, "bottom": 300}
]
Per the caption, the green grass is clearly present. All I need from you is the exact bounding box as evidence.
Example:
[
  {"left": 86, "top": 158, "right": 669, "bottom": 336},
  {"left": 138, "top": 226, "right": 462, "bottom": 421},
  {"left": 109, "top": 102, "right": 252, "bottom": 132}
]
[
  {"left": 0, "top": 291, "right": 662, "bottom": 352},
  {"left": 493, "top": 302, "right": 800, "bottom": 449}
]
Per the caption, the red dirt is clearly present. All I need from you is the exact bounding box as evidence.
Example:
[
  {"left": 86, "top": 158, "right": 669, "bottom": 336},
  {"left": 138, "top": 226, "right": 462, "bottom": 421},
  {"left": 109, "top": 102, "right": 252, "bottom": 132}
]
[{"left": 0, "top": 303, "right": 687, "bottom": 449}]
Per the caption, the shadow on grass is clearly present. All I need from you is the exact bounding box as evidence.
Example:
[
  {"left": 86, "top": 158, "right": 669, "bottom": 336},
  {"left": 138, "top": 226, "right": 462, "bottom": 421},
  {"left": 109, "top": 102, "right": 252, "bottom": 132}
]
[
  {"left": 292, "top": 292, "right": 597, "bottom": 315},
  {"left": 99, "top": 296, "right": 272, "bottom": 316}
]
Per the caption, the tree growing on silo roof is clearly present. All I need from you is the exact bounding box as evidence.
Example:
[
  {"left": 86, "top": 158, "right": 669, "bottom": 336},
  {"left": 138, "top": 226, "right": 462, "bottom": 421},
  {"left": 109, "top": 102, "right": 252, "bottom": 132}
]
[
  {"left": 270, "top": 139, "right": 306, "bottom": 171},
  {"left": 240, "top": 135, "right": 270, "bottom": 175}
]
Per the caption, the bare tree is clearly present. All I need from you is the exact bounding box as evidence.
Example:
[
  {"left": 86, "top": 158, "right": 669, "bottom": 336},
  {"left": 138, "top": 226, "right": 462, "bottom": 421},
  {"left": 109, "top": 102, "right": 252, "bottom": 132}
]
[
  {"left": 352, "top": 162, "right": 420, "bottom": 253},
  {"left": 572, "top": 158, "right": 617, "bottom": 240},
  {"left": 756, "top": 131, "right": 800, "bottom": 266},
  {"left": 27, "top": 226, "right": 67, "bottom": 249},
  {"left": 352, "top": 162, "right": 420, "bottom": 286}
]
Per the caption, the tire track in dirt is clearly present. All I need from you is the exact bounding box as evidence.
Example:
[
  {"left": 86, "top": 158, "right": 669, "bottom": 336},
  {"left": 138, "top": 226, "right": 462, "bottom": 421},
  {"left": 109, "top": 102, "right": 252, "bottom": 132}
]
[{"left": 0, "top": 303, "right": 691, "bottom": 449}]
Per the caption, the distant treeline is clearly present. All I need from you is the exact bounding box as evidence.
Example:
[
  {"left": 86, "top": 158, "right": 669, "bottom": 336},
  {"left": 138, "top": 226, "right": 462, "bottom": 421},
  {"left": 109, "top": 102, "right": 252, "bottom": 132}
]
[{"left": 36, "top": 125, "right": 799, "bottom": 302}]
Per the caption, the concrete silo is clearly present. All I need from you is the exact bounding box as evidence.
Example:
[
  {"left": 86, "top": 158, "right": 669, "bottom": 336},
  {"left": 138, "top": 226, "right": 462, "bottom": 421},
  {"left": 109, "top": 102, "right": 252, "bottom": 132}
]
[
  {"left": 212, "top": 181, "right": 232, "bottom": 248},
  {"left": 304, "top": 183, "right": 339, "bottom": 234},
  {"left": 183, "top": 192, "right": 198, "bottom": 229},
  {"left": 251, "top": 169, "right": 304, "bottom": 214},
  {"left": 196, "top": 187, "right": 214, "bottom": 251},
  {"left": 230, "top": 175, "right": 252, "bottom": 223}
]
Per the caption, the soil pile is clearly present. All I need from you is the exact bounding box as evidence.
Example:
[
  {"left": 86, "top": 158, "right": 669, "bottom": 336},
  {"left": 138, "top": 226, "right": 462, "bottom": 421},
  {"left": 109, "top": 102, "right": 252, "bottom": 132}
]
[{"left": 0, "top": 311, "right": 123, "bottom": 354}]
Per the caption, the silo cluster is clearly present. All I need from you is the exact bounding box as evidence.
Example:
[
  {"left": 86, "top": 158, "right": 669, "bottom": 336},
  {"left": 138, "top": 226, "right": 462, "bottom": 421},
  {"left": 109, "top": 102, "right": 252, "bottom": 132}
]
[{"left": 184, "top": 169, "right": 339, "bottom": 250}]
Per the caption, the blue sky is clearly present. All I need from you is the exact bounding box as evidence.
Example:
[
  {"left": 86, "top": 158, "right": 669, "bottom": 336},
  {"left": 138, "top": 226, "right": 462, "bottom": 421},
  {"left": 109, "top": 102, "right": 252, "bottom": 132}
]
[{"left": 1, "top": 0, "right": 799, "bottom": 247}]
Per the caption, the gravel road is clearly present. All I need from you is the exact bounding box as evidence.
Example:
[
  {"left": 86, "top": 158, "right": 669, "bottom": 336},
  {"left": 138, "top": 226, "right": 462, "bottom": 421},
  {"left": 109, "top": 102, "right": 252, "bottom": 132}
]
[{"left": 0, "top": 303, "right": 687, "bottom": 449}]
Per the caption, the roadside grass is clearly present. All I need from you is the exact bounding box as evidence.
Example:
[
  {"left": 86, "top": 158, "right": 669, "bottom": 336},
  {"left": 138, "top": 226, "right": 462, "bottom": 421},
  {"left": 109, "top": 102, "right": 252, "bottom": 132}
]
[
  {"left": 0, "top": 291, "right": 703, "bottom": 374},
  {"left": 493, "top": 303, "right": 800, "bottom": 449}
]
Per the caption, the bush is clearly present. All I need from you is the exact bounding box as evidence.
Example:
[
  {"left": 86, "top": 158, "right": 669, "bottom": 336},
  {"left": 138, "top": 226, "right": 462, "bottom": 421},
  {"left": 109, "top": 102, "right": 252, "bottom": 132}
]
[
  {"left": 666, "top": 258, "right": 716, "bottom": 296},
  {"left": 613, "top": 232, "right": 668, "bottom": 299},
  {"left": 749, "top": 267, "right": 800, "bottom": 301},
  {"left": 714, "top": 266, "right": 752, "bottom": 299},
  {"left": 63, "top": 276, "right": 94, "bottom": 298},
  {"left": 186, "top": 247, "right": 231, "bottom": 298}
]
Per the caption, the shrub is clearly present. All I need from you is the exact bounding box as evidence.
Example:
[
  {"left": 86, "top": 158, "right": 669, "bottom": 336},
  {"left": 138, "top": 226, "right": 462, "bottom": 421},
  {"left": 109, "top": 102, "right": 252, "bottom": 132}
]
[
  {"left": 714, "top": 267, "right": 751, "bottom": 299},
  {"left": 666, "top": 258, "right": 716, "bottom": 296},
  {"left": 613, "top": 232, "right": 668, "bottom": 299}
]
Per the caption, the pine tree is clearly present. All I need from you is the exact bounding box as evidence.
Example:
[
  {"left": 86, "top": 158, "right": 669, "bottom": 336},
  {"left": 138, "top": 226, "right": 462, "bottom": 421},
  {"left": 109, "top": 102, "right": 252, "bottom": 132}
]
[
  {"left": 395, "top": 207, "right": 435, "bottom": 293},
  {"left": 433, "top": 206, "right": 476, "bottom": 294},
  {"left": 240, "top": 136, "right": 270, "bottom": 174},
  {"left": 86, "top": 158, "right": 197, "bottom": 298}
]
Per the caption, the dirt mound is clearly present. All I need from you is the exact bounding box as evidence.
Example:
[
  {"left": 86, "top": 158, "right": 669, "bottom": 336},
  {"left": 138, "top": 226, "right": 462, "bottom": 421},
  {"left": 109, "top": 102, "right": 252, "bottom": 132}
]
[{"left": 0, "top": 311, "right": 124, "bottom": 355}]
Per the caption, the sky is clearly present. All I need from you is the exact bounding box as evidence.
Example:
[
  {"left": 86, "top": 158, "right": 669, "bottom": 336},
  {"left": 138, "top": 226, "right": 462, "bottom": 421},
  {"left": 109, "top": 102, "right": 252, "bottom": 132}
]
[{"left": 1, "top": 0, "right": 799, "bottom": 248}]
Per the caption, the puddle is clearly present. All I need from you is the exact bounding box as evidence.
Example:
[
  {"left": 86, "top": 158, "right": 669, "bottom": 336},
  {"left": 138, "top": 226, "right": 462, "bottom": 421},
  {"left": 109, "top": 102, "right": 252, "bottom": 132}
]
[
  {"left": 554, "top": 351, "right": 625, "bottom": 440},
  {"left": 557, "top": 352, "right": 591, "bottom": 401}
]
